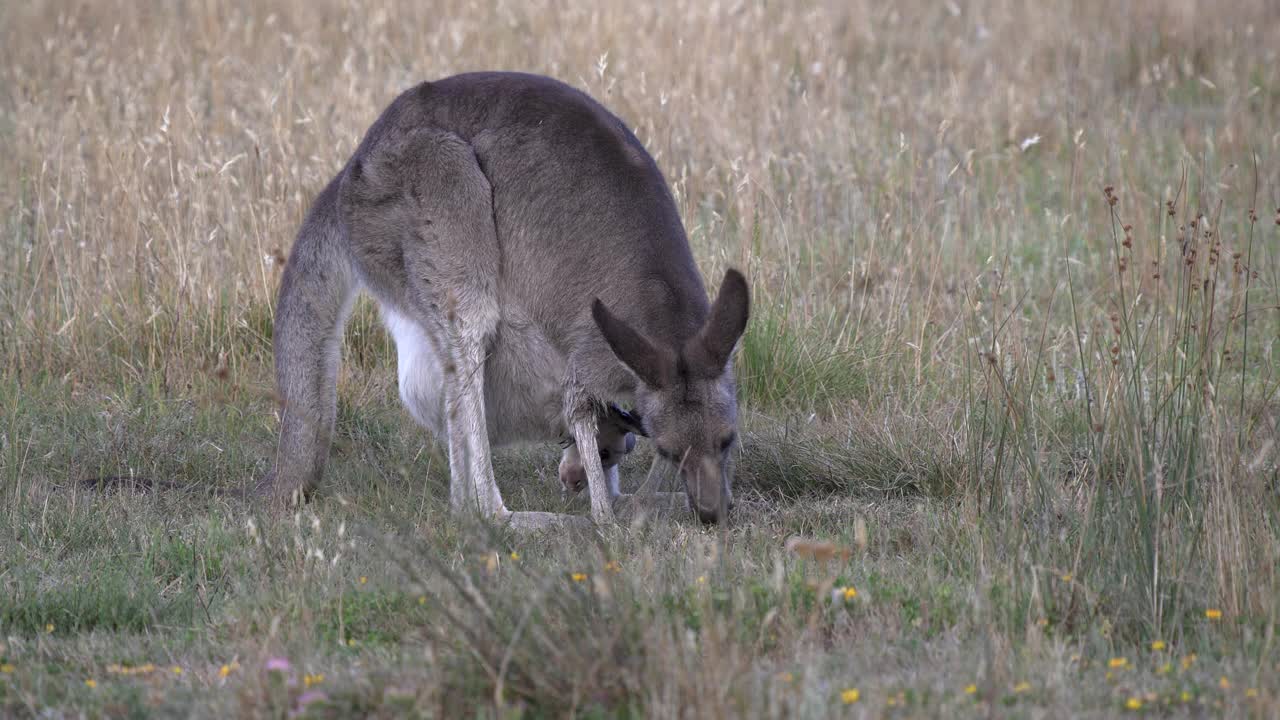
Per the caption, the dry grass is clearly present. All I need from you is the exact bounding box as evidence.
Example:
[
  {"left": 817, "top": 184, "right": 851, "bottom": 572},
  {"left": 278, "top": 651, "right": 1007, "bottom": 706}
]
[{"left": 2, "top": 0, "right": 1279, "bottom": 717}]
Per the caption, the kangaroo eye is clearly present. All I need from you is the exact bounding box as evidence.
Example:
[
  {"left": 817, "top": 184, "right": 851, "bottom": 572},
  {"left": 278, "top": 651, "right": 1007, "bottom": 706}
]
[
  {"left": 655, "top": 446, "right": 678, "bottom": 462},
  {"left": 719, "top": 434, "right": 736, "bottom": 452},
  {"left": 599, "top": 449, "right": 611, "bottom": 462}
]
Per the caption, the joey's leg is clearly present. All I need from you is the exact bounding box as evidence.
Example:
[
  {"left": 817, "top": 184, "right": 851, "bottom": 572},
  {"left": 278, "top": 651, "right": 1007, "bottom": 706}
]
[
  {"left": 557, "top": 444, "right": 621, "bottom": 498},
  {"left": 571, "top": 416, "right": 616, "bottom": 525},
  {"left": 605, "top": 464, "right": 622, "bottom": 499},
  {"left": 557, "top": 444, "right": 586, "bottom": 496}
]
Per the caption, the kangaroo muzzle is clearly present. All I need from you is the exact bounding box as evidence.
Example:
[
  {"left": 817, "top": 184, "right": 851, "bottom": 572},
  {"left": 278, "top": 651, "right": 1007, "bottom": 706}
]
[{"left": 683, "top": 455, "right": 733, "bottom": 524}]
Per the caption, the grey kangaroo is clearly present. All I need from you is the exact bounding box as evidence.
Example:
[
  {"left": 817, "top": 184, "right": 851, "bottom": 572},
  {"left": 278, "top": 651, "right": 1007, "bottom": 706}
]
[{"left": 259, "top": 72, "right": 749, "bottom": 527}]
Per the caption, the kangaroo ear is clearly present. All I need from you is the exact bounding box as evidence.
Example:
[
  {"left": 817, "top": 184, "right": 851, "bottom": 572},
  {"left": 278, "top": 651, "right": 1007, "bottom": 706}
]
[
  {"left": 685, "top": 268, "right": 750, "bottom": 378},
  {"left": 593, "top": 299, "right": 674, "bottom": 388},
  {"left": 607, "top": 403, "right": 649, "bottom": 437}
]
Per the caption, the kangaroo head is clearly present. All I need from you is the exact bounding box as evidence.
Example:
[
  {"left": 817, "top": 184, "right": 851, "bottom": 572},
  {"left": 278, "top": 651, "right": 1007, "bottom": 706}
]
[{"left": 592, "top": 269, "right": 750, "bottom": 524}]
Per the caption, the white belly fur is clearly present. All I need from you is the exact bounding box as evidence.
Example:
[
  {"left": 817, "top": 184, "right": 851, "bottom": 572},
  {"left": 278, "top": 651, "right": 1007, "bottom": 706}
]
[
  {"left": 382, "top": 305, "right": 567, "bottom": 447},
  {"left": 383, "top": 307, "right": 447, "bottom": 438}
]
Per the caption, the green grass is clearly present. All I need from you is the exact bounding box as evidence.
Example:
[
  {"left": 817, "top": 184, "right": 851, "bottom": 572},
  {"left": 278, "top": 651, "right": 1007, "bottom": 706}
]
[{"left": 1, "top": 364, "right": 1276, "bottom": 716}]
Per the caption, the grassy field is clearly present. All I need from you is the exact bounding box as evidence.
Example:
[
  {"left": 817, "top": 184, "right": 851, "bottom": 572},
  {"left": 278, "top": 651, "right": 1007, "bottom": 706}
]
[{"left": 2, "top": 0, "right": 1280, "bottom": 716}]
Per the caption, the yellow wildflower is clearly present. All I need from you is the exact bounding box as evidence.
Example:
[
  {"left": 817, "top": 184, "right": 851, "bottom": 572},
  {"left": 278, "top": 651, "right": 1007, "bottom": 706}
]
[
  {"left": 604, "top": 560, "right": 621, "bottom": 573},
  {"left": 696, "top": 575, "right": 706, "bottom": 584},
  {"left": 172, "top": 666, "right": 183, "bottom": 675},
  {"left": 84, "top": 679, "right": 97, "bottom": 688},
  {"left": 0, "top": 663, "right": 14, "bottom": 673},
  {"left": 1157, "top": 662, "right": 1172, "bottom": 675},
  {"left": 843, "top": 587, "right": 858, "bottom": 601},
  {"left": 45, "top": 624, "right": 54, "bottom": 634},
  {"left": 1180, "top": 691, "right": 1192, "bottom": 703},
  {"left": 571, "top": 573, "right": 587, "bottom": 582},
  {"left": 219, "top": 664, "right": 232, "bottom": 678},
  {"left": 1181, "top": 653, "right": 1196, "bottom": 670},
  {"left": 777, "top": 671, "right": 793, "bottom": 683},
  {"left": 1246, "top": 688, "right": 1259, "bottom": 699},
  {"left": 1205, "top": 608, "right": 1222, "bottom": 620},
  {"left": 1060, "top": 573, "right": 1072, "bottom": 582},
  {"left": 418, "top": 595, "right": 427, "bottom": 605},
  {"left": 1125, "top": 697, "right": 1141, "bottom": 710},
  {"left": 840, "top": 688, "right": 860, "bottom": 704},
  {"left": 509, "top": 551, "right": 520, "bottom": 561},
  {"left": 1150, "top": 640, "right": 1166, "bottom": 651},
  {"left": 1013, "top": 681, "right": 1031, "bottom": 693},
  {"left": 359, "top": 576, "right": 367, "bottom": 585},
  {"left": 304, "top": 673, "right": 325, "bottom": 688},
  {"left": 964, "top": 684, "right": 977, "bottom": 695},
  {"left": 1109, "top": 657, "right": 1129, "bottom": 669},
  {"left": 1219, "top": 676, "right": 1230, "bottom": 690}
]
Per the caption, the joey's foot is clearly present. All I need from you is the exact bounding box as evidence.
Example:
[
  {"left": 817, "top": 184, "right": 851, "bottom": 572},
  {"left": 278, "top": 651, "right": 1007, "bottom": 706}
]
[
  {"left": 503, "top": 511, "right": 594, "bottom": 532},
  {"left": 613, "top": 492, "right": 690, "bottom": 521}
]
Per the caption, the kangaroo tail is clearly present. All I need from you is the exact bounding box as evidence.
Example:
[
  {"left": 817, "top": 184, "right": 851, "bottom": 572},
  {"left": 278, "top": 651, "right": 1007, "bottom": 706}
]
[{"left": 258, "top": 175, "right": 359, "bottom": 505}]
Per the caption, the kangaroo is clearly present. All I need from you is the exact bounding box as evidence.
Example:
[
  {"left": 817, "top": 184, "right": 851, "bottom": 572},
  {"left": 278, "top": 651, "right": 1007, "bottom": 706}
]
[{"left": 258, "top": 72, "right": 749, "bottom": 527}]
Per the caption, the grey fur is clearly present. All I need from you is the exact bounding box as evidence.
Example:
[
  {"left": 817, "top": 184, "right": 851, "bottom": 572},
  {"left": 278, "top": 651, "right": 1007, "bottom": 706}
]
[{"left": 259, "top": 72, "right": 749, "bottom": 526}]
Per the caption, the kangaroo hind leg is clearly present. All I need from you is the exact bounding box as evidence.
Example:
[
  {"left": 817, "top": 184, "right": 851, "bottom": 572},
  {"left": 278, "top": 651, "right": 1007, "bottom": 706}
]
[{"left": 344, "top": 127, "right": 508, "bottom": 517}]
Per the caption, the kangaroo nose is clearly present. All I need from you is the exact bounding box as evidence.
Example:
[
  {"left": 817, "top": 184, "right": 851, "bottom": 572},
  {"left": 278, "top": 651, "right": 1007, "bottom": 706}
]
[{"left": 696, "top": 507, "right": 721, "bottom": 525}]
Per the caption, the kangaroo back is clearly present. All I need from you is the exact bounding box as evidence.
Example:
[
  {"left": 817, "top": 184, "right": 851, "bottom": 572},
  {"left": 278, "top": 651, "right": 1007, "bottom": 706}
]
[
  {"left": 342, "top": 72, "right": 714, "bottom": 401},
  {"left": 273, "top": 72, "right": 714, "bottom": 408}
]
